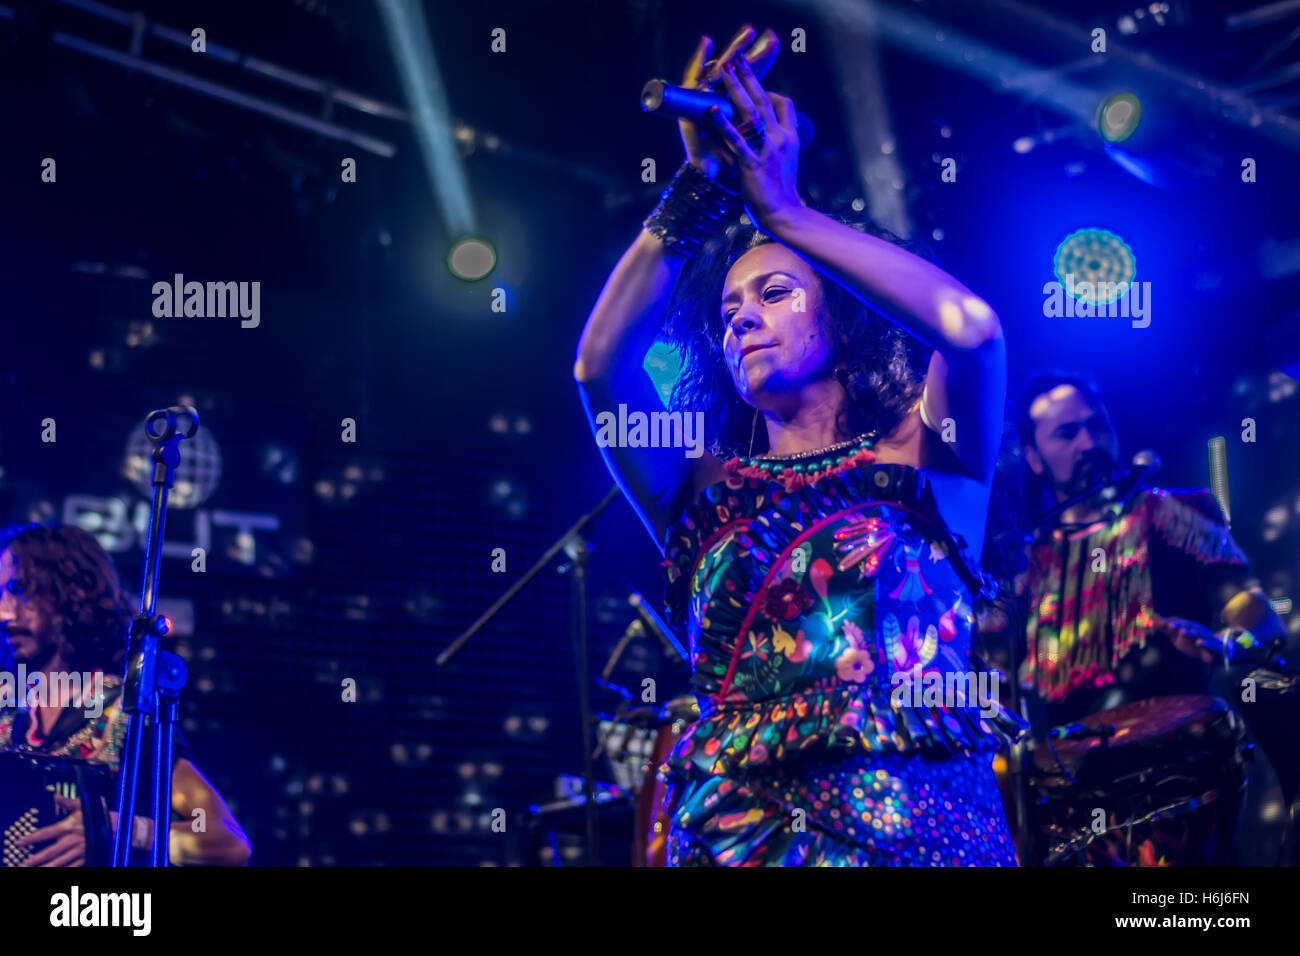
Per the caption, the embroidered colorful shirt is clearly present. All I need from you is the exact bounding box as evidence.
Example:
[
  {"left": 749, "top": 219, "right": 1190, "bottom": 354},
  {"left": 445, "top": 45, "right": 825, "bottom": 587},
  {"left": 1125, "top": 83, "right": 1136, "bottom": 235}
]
[
  {"left": 1022, "top": 486, "right": 1250, "bottom": 707},
  {"left": 659, "top": 461, "right": 1026, "bottom": 782},
  {"left": 0, "top": 673, "right": 193, "bottom": 788},
  {"left": 655, "top": 458, "right": 1025, "bottom": 865}
]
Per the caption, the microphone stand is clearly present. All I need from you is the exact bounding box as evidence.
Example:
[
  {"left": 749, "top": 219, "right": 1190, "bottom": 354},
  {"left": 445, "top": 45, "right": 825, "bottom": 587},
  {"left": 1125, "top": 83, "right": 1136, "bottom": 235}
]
[
  {"left": 439, "top": 485, "right": 621, "bottom": 867},
  {"left": 112, "top": 407, "right": 196, "bottom": 867},
  {"left": 1026, "top": 460, "right": 1149, "bottom": 532},
  {"left": 1001, "top": 596, "right": 1035, "bottom": 865}
]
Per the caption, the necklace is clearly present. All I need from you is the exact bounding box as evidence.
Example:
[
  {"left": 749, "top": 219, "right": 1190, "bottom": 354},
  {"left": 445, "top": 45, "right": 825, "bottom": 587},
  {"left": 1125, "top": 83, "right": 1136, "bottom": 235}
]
[
  {"left": 757, "top": 430, "right": 878, "bottom": 462},
  {"left": 728, "top": 429, "right": 879, "bottom": 490}
]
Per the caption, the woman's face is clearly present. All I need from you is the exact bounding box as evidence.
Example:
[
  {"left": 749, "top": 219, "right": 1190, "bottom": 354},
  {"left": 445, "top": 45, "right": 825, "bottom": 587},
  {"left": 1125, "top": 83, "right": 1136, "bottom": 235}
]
[{"left": 720, "top": 243, "right": 836, "bottom": 405}]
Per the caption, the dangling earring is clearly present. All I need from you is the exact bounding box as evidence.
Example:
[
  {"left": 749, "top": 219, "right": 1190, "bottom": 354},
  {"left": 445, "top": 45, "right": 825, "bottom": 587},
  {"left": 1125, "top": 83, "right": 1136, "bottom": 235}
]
[{"left": 748, "top": 407, "right": 759, "bottom": 459}]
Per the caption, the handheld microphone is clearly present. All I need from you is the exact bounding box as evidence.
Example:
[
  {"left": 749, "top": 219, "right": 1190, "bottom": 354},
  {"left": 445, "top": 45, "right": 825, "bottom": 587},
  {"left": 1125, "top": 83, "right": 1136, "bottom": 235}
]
[{"left": 640, "top": 79, "right": 815, "bottom": 149}]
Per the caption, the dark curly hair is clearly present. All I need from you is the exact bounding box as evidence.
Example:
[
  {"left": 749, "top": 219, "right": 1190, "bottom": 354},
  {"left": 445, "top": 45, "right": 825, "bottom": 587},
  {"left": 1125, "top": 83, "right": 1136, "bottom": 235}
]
[
  {"left": 0, "top": 523, "right": 133, "bottom": 673},
  {"left": 659, "top": 213, "right": 930, "bottom": 459}
]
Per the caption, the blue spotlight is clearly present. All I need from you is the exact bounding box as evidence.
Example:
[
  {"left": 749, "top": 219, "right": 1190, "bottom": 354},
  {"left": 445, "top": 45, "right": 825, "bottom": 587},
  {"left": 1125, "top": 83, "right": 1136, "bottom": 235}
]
[{"left": 375, "top": 0, "right": 476, "bottom": 235}]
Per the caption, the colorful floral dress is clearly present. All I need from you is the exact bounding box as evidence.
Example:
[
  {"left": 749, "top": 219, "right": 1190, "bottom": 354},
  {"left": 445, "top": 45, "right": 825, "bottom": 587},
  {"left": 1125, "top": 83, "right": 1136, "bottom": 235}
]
[{"left": 656, "top": 454, "right": 1027, "bottom": 866}]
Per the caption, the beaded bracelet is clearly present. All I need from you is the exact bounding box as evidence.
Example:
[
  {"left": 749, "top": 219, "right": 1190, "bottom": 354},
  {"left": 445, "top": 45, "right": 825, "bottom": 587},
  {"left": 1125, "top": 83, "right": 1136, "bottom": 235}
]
[{"left": 643, "top": 161, "right": 740, "bottom": 259}]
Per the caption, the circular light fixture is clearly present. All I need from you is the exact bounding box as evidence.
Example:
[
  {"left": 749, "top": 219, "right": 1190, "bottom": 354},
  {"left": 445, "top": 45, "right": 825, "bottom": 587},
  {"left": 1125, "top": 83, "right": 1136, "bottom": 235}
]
[
  {"left": 1053, "top": 228, "right": 1136, "bottom": 305},
  {"left": 1098, "top": 92, "right": 1142, "bottom": 143},
  {"left": 447, "top": 237, "right": 497, "bottom": 280}
]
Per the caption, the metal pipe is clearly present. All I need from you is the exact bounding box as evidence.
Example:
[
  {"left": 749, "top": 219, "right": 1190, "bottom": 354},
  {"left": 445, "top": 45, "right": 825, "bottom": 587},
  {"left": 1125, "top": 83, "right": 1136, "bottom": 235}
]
[
  {"left": 978, "top": 0, "right": 1300, "bottom": 153},
  {"left": 52, "top": 0, "right": 408, "bottom": 120},
  {"left": 51, "top": 31, "right": 398, "bottom": 157}
]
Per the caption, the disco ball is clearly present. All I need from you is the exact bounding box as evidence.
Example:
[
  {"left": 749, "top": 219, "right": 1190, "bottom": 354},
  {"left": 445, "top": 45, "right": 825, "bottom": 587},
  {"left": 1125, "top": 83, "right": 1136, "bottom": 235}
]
[
  {"left": 123, "top": 417, "right": 223, "bottom": 508},
  {"left": 1053, "top": 228, "right": 1136, "bottom": 305}
]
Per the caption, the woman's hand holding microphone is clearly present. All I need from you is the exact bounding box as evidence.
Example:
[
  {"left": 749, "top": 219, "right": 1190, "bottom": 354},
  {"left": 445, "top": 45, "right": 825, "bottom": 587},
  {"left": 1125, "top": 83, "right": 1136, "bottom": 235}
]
[{"left": 677, "top": 26, "right": 804, "bottom": 232}]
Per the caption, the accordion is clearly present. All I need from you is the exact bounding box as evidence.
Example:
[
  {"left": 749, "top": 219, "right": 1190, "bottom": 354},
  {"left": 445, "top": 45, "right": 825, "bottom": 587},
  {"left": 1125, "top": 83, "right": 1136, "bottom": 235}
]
[{"left": 1, "top": 751, "right": 114, "bottom": 866}]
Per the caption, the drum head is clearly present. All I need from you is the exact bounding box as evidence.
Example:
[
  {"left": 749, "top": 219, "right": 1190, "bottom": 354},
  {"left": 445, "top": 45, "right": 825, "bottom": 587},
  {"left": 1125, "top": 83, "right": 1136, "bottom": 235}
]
[
  {"left": 1028, "top": 695, "right": 1247, "bottom": 866},
  {"left": 1032, "top": 695, "right": 1229, "bottom": 782}
]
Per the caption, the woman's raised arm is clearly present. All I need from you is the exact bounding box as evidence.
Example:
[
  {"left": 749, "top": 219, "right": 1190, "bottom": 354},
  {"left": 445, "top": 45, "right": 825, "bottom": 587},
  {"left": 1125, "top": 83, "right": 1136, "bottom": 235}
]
[
  {"left": 574, "top": 229, "right": 702, "bottom": 551},
  {"left": 709, "top": 57, "right": 1005, "bottom": 482},
  {"left": 573, "top": 27, "right": 777, "bottom": 551}
]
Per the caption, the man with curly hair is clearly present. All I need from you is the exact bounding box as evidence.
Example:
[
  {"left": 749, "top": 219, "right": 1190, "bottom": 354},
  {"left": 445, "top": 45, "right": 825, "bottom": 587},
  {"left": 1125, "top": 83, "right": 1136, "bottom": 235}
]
[{"left": 0, "top": 523, "right": 250, "bottom": 866}]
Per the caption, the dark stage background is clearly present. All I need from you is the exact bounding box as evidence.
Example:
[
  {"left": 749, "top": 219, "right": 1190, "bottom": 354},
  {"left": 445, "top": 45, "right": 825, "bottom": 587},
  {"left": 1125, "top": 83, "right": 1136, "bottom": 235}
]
[{"left": 0, "top": 0, "right": 1296, "bottom": 864}]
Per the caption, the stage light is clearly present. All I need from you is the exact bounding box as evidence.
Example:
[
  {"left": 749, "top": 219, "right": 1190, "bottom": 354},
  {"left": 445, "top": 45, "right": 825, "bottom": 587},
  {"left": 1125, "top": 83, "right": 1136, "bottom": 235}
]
[
  {"left": 1053, "top": 228, "right": 1137, "bottom": 305},
  {"left": 487, "top": 476, "right": 528, "bottom": 518},
  {"left": 643, "top": 341, "right": 684, "bottom": 407},
  {"left": 1263, "top": 501, "right": 1289, "bottom": 542},
  {"left": 1098, "top": 92, "right": 1142, "bottom": 143},
  {"left": 447, "top": 237, "right": 496, "bottom": 281},
  {"left": 1096, "top": 88, "right": 1222, "bottom": 188},
  {"left": 1269, "top": 370, "right": 1298, "bottom": 402},
  {"left": 375, "top": 0, "right": 476, "bottom": 235}
]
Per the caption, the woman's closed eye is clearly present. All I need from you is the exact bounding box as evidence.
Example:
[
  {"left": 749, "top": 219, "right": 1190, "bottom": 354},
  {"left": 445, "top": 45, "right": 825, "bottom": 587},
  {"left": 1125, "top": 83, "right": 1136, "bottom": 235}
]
[{"left": 722, "top": 287, "right": 792, "bottom": 324}]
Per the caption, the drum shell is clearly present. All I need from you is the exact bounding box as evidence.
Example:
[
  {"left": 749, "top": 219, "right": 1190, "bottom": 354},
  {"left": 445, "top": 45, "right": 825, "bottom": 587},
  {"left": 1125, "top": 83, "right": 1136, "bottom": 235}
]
[{"left": 1027, "top": 695, "right": 1248, "bottom": 866}]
